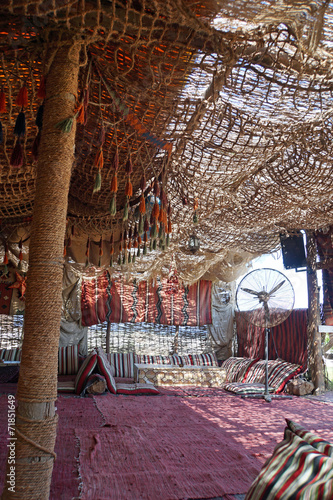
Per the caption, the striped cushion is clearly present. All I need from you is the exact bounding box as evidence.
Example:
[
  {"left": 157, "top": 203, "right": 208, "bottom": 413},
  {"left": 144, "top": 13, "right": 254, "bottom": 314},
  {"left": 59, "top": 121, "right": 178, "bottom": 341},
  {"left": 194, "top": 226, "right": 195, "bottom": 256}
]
[
  {"left": 245, "top": 360, "right": 267, "bottom": 384},
  {"left": 137, "top": 355, "right": 172, "bottom": 365},
  {"left": 267, "top": 359, "right": 302, "bottom": 393},
  {"left": 116, "top": 382, "right": 159, "bottom": 395},
  {"left": 171, "top": 355, "right": 192, "bottom": 366},
  {"left": 190, "top": 353, "right": 219, "bottom": 367},
  {"left": 223, "top": 382, "right": 274, "bottom": 395},
  {"left": 106, "top": 352, "right": 136, "bottom": 378},
  {"left": 245, "top": 427, "right": 333, "bottom": 500},
  {"left": 74, "top": 350, "right": 98, "bottom": 395},
  {"left": 0, "top": 348, "right": 22, "bottom": 361},
  {"left": 97, "top": 347, "right": 117, "bottom": 394},
  {"left": 286, "top": 419, "right": 333, "bottom": 458},
  {"left": 58, "top": 345, "right": 79, "bottom": 375},
  {"left": 221, "top": 357, "right": 258, "bottom": 383}
]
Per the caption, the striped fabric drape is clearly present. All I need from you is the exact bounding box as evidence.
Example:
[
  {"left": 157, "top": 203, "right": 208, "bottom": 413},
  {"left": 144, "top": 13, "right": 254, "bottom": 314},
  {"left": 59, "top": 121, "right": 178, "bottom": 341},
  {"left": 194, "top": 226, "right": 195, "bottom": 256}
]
[
  {"left": 236, "top": 309, "right": 308, "bottom": 368},
  {"left": 81, "top": 272, "right": 212, "bottom": 327}
]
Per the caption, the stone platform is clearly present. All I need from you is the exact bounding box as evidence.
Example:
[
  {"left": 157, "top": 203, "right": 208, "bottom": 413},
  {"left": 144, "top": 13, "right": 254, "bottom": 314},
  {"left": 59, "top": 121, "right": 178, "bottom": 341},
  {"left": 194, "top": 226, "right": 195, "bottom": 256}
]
[{"left": 134, "top": 363, "right": 226, "bottom": 387}]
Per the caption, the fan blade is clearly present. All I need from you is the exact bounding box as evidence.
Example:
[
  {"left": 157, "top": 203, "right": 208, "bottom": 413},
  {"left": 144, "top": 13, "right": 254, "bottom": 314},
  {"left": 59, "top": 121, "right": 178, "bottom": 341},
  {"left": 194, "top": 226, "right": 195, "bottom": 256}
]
[
  {"left": 241, "top": 287, "right": 260, "bottom": 296},
  {"left": 268, "top": 280, "right": 285, "bottom": 296}
]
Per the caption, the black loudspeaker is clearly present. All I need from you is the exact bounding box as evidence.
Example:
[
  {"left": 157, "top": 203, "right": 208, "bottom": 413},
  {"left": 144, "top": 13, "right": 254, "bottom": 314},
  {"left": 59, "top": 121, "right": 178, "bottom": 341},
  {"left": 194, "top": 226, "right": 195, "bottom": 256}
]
[{"left": 280, "top": 232, "right": 307, "bottom": 269}]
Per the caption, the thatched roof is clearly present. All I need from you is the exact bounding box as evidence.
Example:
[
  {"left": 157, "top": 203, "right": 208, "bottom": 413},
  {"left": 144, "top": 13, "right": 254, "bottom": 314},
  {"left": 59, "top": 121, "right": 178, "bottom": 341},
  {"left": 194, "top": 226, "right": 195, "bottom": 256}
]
[{"left": 1, "top": 0, "right": 333, "bottom": 281}]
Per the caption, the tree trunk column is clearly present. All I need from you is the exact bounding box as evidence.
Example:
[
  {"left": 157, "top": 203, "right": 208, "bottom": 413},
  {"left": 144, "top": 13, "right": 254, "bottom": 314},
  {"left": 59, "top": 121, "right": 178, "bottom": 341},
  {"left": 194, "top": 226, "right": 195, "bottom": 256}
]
[
  {"left": 306, "top": 231, "right": 325, "bottom": 393},
  {"left": 2, "top": 42, "right": 81, "bottom": 500}
]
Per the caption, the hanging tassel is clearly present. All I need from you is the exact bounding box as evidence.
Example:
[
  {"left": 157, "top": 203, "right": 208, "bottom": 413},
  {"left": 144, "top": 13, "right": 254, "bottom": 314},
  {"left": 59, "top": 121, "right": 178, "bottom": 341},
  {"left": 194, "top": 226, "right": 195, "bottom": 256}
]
[
  {"left": 158, "top": 224, "right": 164, "bottom": 238},
  {"left": 10, "top": 141, "right": 24, "bottom": 168},
  {"left": 144, "top": 216, "right": 150, "bottom": 233},
  {"left": 166, "top": 233, "right": 170, "bottom": 247},
  {"left": 0, "top": 121, "right": 3, "bottom": 145},
  {"left": 128, "top": 253, "right": 132, "bottom": 263},
  {"left": 133, "top": 239, "right": 138, "bottom": 249},
  {"left": 109, "top": 194, "right": 117, "bottom": 216},
  {"left": 125, "top": 158, "right": 133, "bottom": 175},
  {"left": 138, "top": 235, "right": 142, "bottom": 245},
  {"left": 139, "top": 215, "right": 144, "bottom": 234},
  {"left": 150, "top": 222, "right": 157, "bottom": 239},
  {"left": 152, "top": 202, "right": 159, "bottom": 220},
  {"left": 168, "top": 219, "right": 172, "bottom": 234},
  {"left": 14, "top": 111, "right": 26, "bottom": 137},
  {"left": 0, "top": 90, "right": 6, "bottom": 113},
  {"left": 125, "top": 179, "right": 133, "bottom": 197},
  {"left": 143, "top": 232, "right": 148, "bottom": 244},
  {"left": 193, "top": 212, "right": 198, "bottom": 224},
  {"left": 16, "top": 85, "right": 28, "bottom": 108},
  {"left": 153, "top": 239, "right": 157, "bottom": 250},
  {"left": 110, "top": 172, "right": 118, "bottom": 193},
  {"left": 93, "top": 170, "right": 102, "bottom": 193},
  {"left": 55, "top": 116, "right": 75, "bottom": 133},
  {"left": 143, "top": 244, "right": 147, "bottom": 255},
  {"left": 123, "top": 199, "right": 129, "bottom": 221},
  {"left": 32, "top": 130, "right": 41, "bottom": 162},
  {"left": 153, "top": 179, "right": 160, "bottom": 198},
  {"left": 94, "top": 148, "right": 104, "bottom": 170},
  {"left": 37, "top": 76, "right": 46, "bottom": 100},
  {"left": 132, "top": 254, "right": 136, "bottom": 263},
  {"left": 137, "top": 246, "right": 140, "bottom": 257},
  {"left": 139, "top": 195, "right": 145, "bottom": 214},
  {"left": 76, "top": 103, "right": 85, "bottom": 124},
  {"left": 35, "top": 104, "right": 44, "bottom": 130},
  {"left": 140, "top": 173, "right": 146, "bottom": 192}
]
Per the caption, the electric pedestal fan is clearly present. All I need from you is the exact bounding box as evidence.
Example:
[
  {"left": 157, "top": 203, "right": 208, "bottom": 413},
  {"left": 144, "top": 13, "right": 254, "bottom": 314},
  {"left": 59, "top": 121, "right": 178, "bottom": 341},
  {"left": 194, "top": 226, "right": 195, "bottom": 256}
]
[{"left": 236, "top": 268, "right": 295, "bottom": 402}]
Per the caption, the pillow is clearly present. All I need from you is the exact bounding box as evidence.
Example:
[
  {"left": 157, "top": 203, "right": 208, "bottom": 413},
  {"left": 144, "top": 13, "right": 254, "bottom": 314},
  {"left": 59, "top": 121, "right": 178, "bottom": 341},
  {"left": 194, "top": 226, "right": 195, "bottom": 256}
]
[
  {"left": 106, "top": 352, "right": 136, "bottom": 378},
  {"left": 58, "top": 345, "right": 79, "bottom": 375},
  {"left": 74, "top": 350, "right": 97, "bottom": 395},
  {"left": 171, "top": 355, "right": 192, "bottom": 366},
  {"left": 137, "top": 354, "right": 172, "bottom": 365},
  {"left": 223, "top": 382, "right": 274, "bottom": 395},
  {"left": 0, "top": 348, "right": 22, "bottom": 361},
  {"left": 116, "top": 382, "right": 160, "bottom": 395},
  {"left": 190, "top": 353, "right": 219, "bottom": 367},
  {"left": 245, "top": 360, "right": 267, "bottom": 384},
  {"left": 221, "top": 357, "right": 258, "bottom": 383},
  {"left": 96, "top": 347, "right": 117, "bottom": 394},
  {"left": 245, "top": 427, "right": 333, "bottom": 500},
  {"left": 286, "top": 419, "right": 333, "bottom": 458},
  {"left": 267, "top": 359, "right": 303, "bottom": 393}
]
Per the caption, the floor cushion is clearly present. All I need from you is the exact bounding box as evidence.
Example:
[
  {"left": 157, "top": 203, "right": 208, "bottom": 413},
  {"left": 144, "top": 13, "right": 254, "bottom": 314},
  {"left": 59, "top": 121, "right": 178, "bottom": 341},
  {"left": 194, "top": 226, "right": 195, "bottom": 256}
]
[
  {"left": 116, "top": 382, "right": 160, "bottom": 395},
  {"left": 221, "top": 357, "right": 258, "bottom": 383},
  {"left": 96, "top": 347, "right": 117, "bottom": 394},
  {"left": 223, "top": 382, "right": 274, "bottom": 395},
  {"left": 74, "top": 349, "right": 98, "bottom": 395},
  {"left": 286, "top": 419, "right": 333, "bottom": 457},
  {"left": 58, "top": 345, "right": 79, "bottom": 375},
  {"left": 106, "top": 352, "right": 136, "bottom": 378},
  {"left": 267, "top": 359, "right": 303, "bottom": 393},
  {"left": 245, "top": 425, "right": 333, "bottom": 499},
  {"left": 190, "top": 353, "right": 219, "bottom": 367}
]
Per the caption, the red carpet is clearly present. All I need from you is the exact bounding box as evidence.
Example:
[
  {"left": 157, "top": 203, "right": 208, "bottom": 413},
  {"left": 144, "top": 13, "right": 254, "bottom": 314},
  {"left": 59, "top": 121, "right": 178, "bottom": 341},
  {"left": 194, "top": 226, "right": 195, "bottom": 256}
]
[{"left": 0, "top": 387, "right": 332, "bottom": 499}]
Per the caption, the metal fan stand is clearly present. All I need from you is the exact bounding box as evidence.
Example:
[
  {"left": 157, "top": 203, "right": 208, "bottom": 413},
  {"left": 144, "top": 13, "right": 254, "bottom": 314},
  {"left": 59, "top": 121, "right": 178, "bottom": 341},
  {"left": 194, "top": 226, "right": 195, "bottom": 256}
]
[{"left": 242, "top": 292, "right": 292, "bottom": 403}]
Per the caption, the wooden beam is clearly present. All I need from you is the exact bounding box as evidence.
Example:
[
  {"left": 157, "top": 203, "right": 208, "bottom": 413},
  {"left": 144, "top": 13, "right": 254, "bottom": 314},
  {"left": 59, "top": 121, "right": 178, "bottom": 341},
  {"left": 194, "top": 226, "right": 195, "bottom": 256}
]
[{"left": 306, "top": 231, "right": 325, "bottom": 393}]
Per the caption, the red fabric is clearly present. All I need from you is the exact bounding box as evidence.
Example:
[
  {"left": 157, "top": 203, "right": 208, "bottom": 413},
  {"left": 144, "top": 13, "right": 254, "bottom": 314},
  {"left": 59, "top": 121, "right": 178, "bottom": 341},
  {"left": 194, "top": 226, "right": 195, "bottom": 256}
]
[
  {"left": 81, "top": 273, "right": 212, "bottom": 327},
  {"left": 236, "top": 309, "right": 308, "bottom": 368}
]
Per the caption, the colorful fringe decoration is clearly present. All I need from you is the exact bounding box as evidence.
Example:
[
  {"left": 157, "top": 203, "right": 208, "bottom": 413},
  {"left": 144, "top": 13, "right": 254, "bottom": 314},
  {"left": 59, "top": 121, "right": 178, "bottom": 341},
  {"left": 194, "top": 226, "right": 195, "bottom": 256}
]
[
  {"left": 123, "top": 159, "right": 133, "bottom": 222},
  {"left": 55, "top": 116, "right": 75, "bottom": 133},
  {"left": 0, "top": 90, "right": 6, "bottom": 113}
]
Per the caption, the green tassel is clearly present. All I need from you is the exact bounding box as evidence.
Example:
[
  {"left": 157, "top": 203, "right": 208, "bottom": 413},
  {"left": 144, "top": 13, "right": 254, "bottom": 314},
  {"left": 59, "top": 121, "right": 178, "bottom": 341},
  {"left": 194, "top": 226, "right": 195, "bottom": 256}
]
[
  {"left": 193, "top": 212, "right": 198, "bottom": 224},
  {"left": 4, "top": 264, "right": 8, "bottom": 274},
  {"left": 93, "top": 170, "right": 102, "bottom": 193},
  {"left": 123, "top": 199, "right": 129, "bottom": 221},
  {"left": 98, "top": 257, "right": 101, "bottom": 267},
  {"left": 161, "top": 244, "right": 165, "bottom": 251},
  {"left": 55, "top": 116, "right": 74, "bottom": 133},
  {"left": 122, "top": 253, "right": 126, "bottom": 265},
  {"left": 166, "top": 234, "right": 170, "bottom": 247},
  {"left": 128, "top": 253, "right": 132, "bottom": 263},
  {"left": 132, "top": 254, "right": 136, "bottom": 263},
  {"left": 143, "top": 244, "right": 147, "bottom": 255},
  {"left": 110, "top": 257, "right": 113, "bottom": 267},
  {"left": 139, "top": 215, "right": 144, "bottom": 234},
  {"left": 158, "top": 224, "right": 163, "bottom": 238},
  {"left": 118, "top": 254, "right": 121, "bottom": 265},
  {"left": 153, "top": 239, "right": 157, "bottom": 250},
  {"left": 151, "top": 222, "right": 157, "bottom": 239},
  {"left": 85, "top": 259, "right": 89, "bottom": 268},
  {"left": 149, "top": 240, "right": 153, "bottom": 252},
  {"left": 137, "top": 246, "right": 141, "bottom": 257},
  {"left": 110, "top": 194, "right": 117, "bottom": 216}
]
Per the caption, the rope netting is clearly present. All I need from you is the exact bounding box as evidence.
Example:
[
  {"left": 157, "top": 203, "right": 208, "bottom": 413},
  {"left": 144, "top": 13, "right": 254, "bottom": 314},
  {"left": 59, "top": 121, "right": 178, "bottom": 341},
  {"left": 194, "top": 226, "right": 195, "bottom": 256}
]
[{"left": 1, "top": 0, "right": 333, "bottom": 282}]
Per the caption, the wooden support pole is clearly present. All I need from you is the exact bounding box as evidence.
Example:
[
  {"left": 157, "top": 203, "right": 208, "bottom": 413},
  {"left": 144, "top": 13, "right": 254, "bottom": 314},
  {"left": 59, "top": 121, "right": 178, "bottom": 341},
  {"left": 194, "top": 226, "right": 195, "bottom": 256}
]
[
  {"left": 306, "top": 231, "right": 325, "bottom": 393},
  {"left": 2, "top": 41, "right": 81, "bottom": 499}
]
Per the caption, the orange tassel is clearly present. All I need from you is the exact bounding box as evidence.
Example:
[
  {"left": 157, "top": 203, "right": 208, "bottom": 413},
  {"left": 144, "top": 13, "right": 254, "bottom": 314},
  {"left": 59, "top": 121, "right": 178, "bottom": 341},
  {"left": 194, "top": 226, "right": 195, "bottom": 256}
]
[
  {"left": 37, "top": 76, "right": 46, "bottom": 99},
  {"left": 111, "top": 173, "right": 118, "bottom": 193},
  {"left": 152, "top": 202, "right": 159, "bottom": 220},
  {"left": 0, "top": 90, "right": 6, "bottom": 113},
  {"left": 133, "top": 240, "right": 138, "bottom": 249},
  {"left": 139, "top": 194, "right": 145, "bottom": 214},
  {"left": 138, "top": 235, "right": 142, "bottom": 245},
  {"left": 94, "top": 148, "right": 104, "bottom": 169},
  {"left": 125, "top": 179, "right": 133, "bottom": 197},
  {"left": 128, "top": 240, "right": 132, "bottom": 250},
  {"left": 144, "top": 232, "right": 148, "bottom": 243},
  {"left": 63, "top": 245, "right": 67, "bottom": 257},
  {"left": 16, "top": 85, "right": 28, "bottom": 108},
  {"left": 110, "top": 246, "right": 114, "bottom": 256},
  {"left": 194, "top": 198, "right": 199, "bottom": 211},
  {"left": 168, "top": 219, "right": 172, "bottom": 234},
  {"left": 158, "top": 207, "right": 164, "bottom": 223},
  {"left": 76, "top": 103, "right": 85, "bottom": 124},
  {"left": 3, "top": 253, "right": 8, "bottom": 265}
]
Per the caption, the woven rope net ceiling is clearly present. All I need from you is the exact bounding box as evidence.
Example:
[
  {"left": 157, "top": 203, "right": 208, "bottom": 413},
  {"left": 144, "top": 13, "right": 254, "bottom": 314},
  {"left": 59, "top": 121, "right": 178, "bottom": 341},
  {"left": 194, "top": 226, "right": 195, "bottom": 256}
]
[{"left": 0, "top": 0, "right": 333, "bottom": 283}]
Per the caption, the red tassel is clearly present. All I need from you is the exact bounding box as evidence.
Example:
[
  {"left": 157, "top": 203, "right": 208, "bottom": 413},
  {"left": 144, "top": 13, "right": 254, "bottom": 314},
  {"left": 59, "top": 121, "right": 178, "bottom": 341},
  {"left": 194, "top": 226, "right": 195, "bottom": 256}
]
[
  {"left": 125, "top": 159, "right": 133, "bottom": 175},
  {"left": 3, "top": 253, "right": 8, "bottom": 265},
  {"left": 94, "top": 148, "right": 104, "bottom": 169},
  {"left": 113, "top": 152, "right": 119, "bottom": 172},
  {"left": 125, "top": 179, "right": 133, "bottom": 197},
  {"left": 110, "top": 173, "right": 118, "bottom": 193},
  {"left": 16, "top": 85, "right": 28, "bottom": 108},
  {"left": 138, "top": 235, "right": 142, "bottom": 245},
  {"left": 153, "top": 180, "right": 160, "bottom": 198},
  {"left": 134, "top": 240, "right": 138, "bottom": 249},
  {"left": 37, "top": 76, "right": 46, "bottom": 99},
  {"left": 144, "top": 232, "right": 148, "bottom": 243},
  {"left": 168, "top": 219, "right": 172, "bottom": 234},
  {"left": 140, "top": 174, "right": 146, "bottom": 192},
  {"left": 10, "top": 141, "right": 24, "bottom": 168},
  {"left": 0, "top": 90, "right": 6, "bottom": 113},
  {"left": 144, "top": 217, "right": 149, "bottom": 232},
  {"left": 139, "top": 194, "right": 145, "bottom": 214}
]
